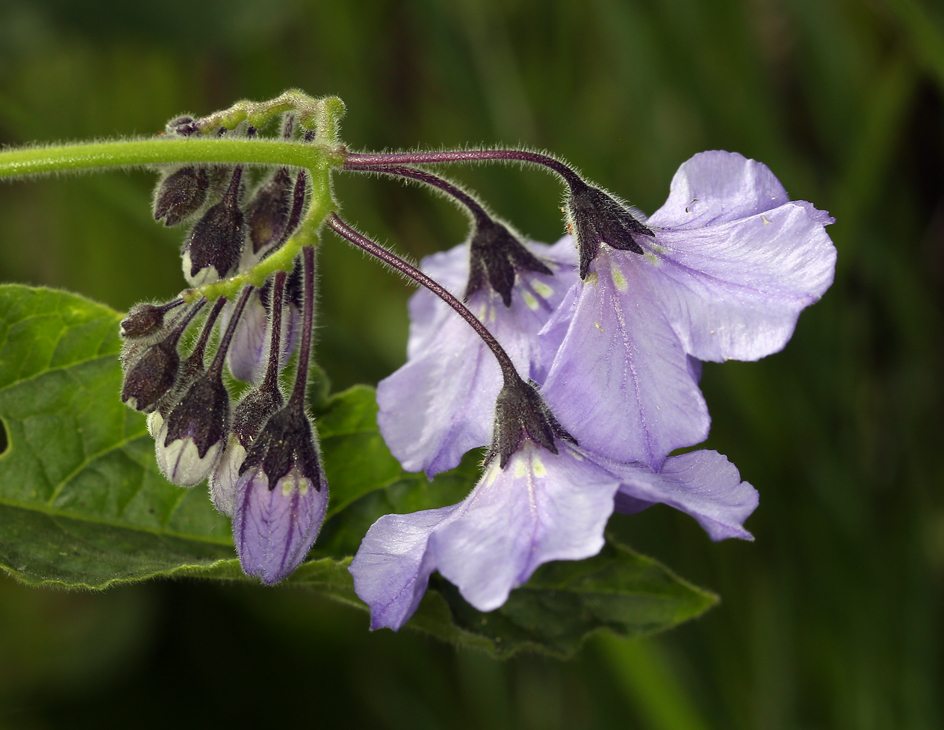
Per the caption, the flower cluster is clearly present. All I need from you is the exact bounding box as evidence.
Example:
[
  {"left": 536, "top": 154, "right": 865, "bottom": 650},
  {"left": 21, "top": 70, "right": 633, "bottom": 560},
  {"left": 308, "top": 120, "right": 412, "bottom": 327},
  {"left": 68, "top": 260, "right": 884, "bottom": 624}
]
[
  {"left": 119, "top": 114, "right": 327, "bottom": 585},
  {"left": 118, "top": 99, "right": 835, "bottom": 625},
  {"left": 346, "top": 150, "right": 836, "bottom": 630}
]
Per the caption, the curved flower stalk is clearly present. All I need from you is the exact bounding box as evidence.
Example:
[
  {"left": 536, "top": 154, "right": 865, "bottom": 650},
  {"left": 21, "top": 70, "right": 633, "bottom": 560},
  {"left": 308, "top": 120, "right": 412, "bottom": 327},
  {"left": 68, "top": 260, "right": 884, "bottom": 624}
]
[
  {"left": 376, "top": 236, "right": 578, "bottom": 477},
  {"left": 540, "top": 151, "right": 837, "bottom": 468}
]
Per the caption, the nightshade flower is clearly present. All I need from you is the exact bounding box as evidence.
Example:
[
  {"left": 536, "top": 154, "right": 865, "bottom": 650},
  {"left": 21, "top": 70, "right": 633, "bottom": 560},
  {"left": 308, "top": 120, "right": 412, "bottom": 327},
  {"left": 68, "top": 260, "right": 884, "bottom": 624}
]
[
  {"left": 541, "top": 151, "right": 837, "bottom": 468},
  {"left": 232, "top": 405, "right": 328, "bottom": 585},
  {"left": 376, "top": 236, "right": 578, "bottom": 477},
  {"left": 350, "top": 377, "right": 756, "bottom": 630}
]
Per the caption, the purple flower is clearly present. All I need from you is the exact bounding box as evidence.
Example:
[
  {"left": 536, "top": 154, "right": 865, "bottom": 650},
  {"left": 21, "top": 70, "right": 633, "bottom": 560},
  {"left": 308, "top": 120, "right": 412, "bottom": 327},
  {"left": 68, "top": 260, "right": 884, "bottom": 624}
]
[
  {"left": 376, "top": 237, "right": 578, "bottom": 477},
  {"left": 232, "top": 405, "right": 329, "bottom": 584},
  {"left": 349, "top": 440, "right": 755, "bottom": 630},
  {"left": 541, "top": 151, "right": 836, "bottom": 468}
]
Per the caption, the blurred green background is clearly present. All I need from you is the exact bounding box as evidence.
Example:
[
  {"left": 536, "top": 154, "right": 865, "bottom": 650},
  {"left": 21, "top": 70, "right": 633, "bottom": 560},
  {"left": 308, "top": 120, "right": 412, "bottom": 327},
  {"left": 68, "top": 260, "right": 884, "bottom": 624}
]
[{"left": 1, "top": 0, "right": 942, "bottom": 727}]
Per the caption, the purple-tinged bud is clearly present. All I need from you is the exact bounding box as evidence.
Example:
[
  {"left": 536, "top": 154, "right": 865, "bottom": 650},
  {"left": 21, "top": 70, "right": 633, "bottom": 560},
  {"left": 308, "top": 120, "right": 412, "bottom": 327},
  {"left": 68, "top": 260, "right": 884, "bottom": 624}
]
[
  {"left": 487, "top": 376, "right": 576, "bottom": 468},
  {"left": 566, "top": 178, "right": 654, "bottom": 279},
  {"left": 233, "top": 405, "right": 328, "bottom": 584},
  {"left": 182, "top": 167, "right": 246, "bottom": 287},
  {"left": 224, "top": 292, "right": 300, "bottom": 384},
  {"left": 210, "top": 385, "right": 285, "bottom": 516},
  {"left": 244, "top": 168, "right": 293, "bottom": 256},
  {"left": 156, "top": 372, "right": 230, "bottom": 487},
  {"left": 120, "top": 299, "right": 184, "bottom": 341},
  {"left": 154, "top": 167, "right": 210, "bottom": 226},
  {"left": 464, "top": 217, "right": 552, "bottom": 307}
]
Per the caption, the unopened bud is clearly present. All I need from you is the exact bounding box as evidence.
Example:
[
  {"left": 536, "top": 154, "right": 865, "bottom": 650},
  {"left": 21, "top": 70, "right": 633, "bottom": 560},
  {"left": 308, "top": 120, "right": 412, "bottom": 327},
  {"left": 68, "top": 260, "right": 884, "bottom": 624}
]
[
  {"left": 245, "top": 168, "right": 293, "bottom": 257},
  {"left": 120, "top": 300, "right": 184, "bottom": 341},
  {"left": 182, "top": 167, "right": 246, "bottom": 286},
  {"left": 154, "top": 167, "right": 210, "bottom": 226},
  {"left": 165, "top": 115, "right": 200, "bottom": 137},
  {"left": 120, "top": 338, "right": 179, "bottom": 413},
  {"left": 156, "top": 372, "right": 231, "bottom": 486},
  {"left": 232, "top": 405, "right": 328, "bottom": 584},
  {"left": 210, "top": 384, "right": 285, "bottom": 516}
]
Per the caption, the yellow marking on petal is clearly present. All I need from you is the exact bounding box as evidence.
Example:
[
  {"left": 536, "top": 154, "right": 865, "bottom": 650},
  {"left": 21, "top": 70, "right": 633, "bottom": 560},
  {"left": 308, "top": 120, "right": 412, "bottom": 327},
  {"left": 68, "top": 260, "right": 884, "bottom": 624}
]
[
  {"left": 762, "top": 213, "right": 771, "bottom": 225},
  {"left": 594, "top": 321, "right": 603, "bottom": 331},
  {"left": 523, "top": 291, "right": 539, "bottom": 310},
  {"left": 533, "top": 281, "right": 553, "bottom": 298},
  {"left": 531, "top": 455, "right": 547, "bottom": 478},
  {"left": 611, "top": 266, "right": 629, "bottom": 293},
  {"left": 514, "top": 458, "right": 529, "bottom": 478},
  {"left": 586, "top": 272, "right": 598, "bottom": 286},
  {"left": 645, "top": 252, "right": 658, "bottom": 265},
  {"left": 483, "top": 461, "right": 501, "bottom": 487}
]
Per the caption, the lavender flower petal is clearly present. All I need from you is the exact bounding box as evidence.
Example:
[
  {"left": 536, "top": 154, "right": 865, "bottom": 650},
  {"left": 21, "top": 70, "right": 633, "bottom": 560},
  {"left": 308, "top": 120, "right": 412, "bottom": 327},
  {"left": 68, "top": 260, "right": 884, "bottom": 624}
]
[
  {"left": 640, "top": 152, "right": 837, "bottom": 362},
  {"left": 540, "top": 247, "right": 710, "bottom": 468},
  {"left": 349, "top": 442, "right": 621, "bottom": 629},
  {"left": 377, "top": 238, "right": 577, "bottom": 477},
  {"left": 610, "top": 449, "right": 758, "bottom": 541}
]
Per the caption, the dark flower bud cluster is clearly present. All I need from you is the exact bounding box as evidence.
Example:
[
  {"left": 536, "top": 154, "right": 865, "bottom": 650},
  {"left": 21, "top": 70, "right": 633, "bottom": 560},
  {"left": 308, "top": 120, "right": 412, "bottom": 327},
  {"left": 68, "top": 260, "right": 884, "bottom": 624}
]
[{"left": 120, "top": 110, "right": 331, "bottom": 584}]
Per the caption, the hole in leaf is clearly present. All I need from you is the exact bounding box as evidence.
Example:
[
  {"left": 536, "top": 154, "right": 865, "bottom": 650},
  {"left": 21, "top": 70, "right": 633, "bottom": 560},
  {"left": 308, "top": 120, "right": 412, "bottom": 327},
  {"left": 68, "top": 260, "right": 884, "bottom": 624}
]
[{"left": 0, "top": 418, "right": 7, "bottom": 455}]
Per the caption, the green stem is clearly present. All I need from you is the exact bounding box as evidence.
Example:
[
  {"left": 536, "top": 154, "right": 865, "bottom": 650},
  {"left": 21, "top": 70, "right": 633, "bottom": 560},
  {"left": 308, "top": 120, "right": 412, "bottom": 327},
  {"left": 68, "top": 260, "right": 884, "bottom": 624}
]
[
  {"left": 0, "top": 136, "right": 343, "bottom": 303},
  {"left": 0, "top": 138, "right": 345, "bottom": 179}
]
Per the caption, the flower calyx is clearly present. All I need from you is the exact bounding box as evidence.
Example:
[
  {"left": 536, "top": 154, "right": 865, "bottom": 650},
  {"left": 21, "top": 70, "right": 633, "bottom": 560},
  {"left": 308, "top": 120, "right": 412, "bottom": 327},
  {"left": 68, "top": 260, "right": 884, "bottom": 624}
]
[
  {"left": 465, "top": 217, "right": 552, "bottom": 307},
  {"left": 487, "top": 375, "right": 576, "bottom": 468},
  {"left": 566, "top": 178, "right": 654, "bottom": 279}
]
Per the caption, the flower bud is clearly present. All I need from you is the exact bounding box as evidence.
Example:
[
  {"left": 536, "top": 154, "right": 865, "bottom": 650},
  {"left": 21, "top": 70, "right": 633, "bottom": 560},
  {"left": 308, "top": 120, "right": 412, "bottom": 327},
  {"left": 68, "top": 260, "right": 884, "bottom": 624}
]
[
  {"left": 224, "top": 291, "right": 300, "bottom": 385},
  {"left": 210, "top": 384, "right": 284, "bottom": 516},
  {"left": 120, "top": 300, "right": 184, "bottom": 341},
  {"left": 154, "top": 166, "right": 210, "bottom": 226},
  {"left": 182, "top": 167, "right": 246, "bottom": 287},
  {"left": 245, "top": 168, "right": 293, "bottom": 256},
  {"left": 165, "top": 115, "right": 200, "bottom": 136},
  {"left": 120, "top": 338, "right": 180, "bottom": 413},
  {"left": 232, "top": 405, "right": 328, "bottom": 584},
  {"left": 155, "top": 372, "right": 231, "bottom": 487}
]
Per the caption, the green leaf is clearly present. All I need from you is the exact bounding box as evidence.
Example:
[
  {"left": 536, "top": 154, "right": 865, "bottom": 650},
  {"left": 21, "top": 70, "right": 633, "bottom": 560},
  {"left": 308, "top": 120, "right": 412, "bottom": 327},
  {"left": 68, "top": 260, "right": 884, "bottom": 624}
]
[
  {"left": 0, "top": 285, "right": 234, "bottom": 588},
  {"left": 423, "top": 537, "right": 717, "bottom": 657}
]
